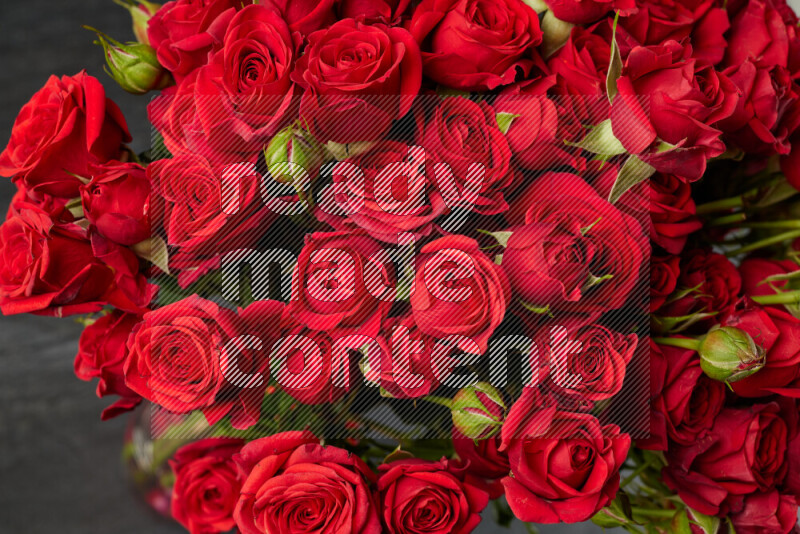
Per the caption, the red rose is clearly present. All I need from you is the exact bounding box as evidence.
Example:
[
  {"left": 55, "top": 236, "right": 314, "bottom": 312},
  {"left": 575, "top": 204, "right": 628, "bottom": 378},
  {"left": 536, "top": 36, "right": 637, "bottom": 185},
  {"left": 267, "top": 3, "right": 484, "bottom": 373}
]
[
  {"left": 147, "top": 153, "right": 276, "bottom": 287},
  {"left": 377, "top": 457, "right": 489, "bottom": 534},
  {"left": 234, "top": 431, "right": 381, "bottom": 534},
  {"left": 740, "top": 257, "right": 798, "bottom": 304},
  {"left": 504, "top": 172, "right": 648, "bottom": 318},
  {"left": 420, "top": 97, "right": 515, "bottom": 215},
  {"left": 0, "top": 72, "right": 130, "bottom": 198},
  {"left": 723, "top": 0, "right": 791, "bottom": 69},
  {"left": 292, "top": 18, "right": 422, "bottom": 143},
  {"left": 0, "top": 202, "right": 120, "bottom": 316},
  {"left": 718, "top": 60, "right": 800, "bottom": 157},
  {"left": 208, "top": 300, "right": 285, "bottom": 429},
  {"left": 452, "top": 429, "right": 509, "bottom": 499},
  {"left": 80, "top": 162, "right": 151, "bottom": 246},
  {"left": 408, "top": 0, "right": 543, "bottom": 91},
  {"left": 641, "top": 340, "right": 726, "bottom": 450},
  {"left": 500, "top": 389, "right": 630, "bottom": 523},
  {"left": 610, "top": 41, "right": 739, "bottom": 181},
  {"left": 158, "top": 4, "right": 299, "bottom": 165},
  {"left": 338, "top": 0, "right": 411, "bottom": 24},
  {"left": 170, "top": 439, "right": 245, "bottom": 534},
  {"left": 286, "top": 231, "right": 394, "bottom": 337},
  {"left": 648, "top": 173, "right": 702, "bottom": 254},
  {"left": 74, "top": 311, "right": 142, "bottom": 420},
  {"left": 722, "top": 301, "right": 800, "bottom": 398},
  {"left": 543, "top": 324, "right": 638, "bottom": 402},
  {"left": 494, "top": 78, "right": 589, "bottom": 172},
  {"left": 650, "top": 255, "right": 680, "bottom": 312},
  {"left": 146, "top": 0, "right": 244, "bottom": 82},
  {"left": 373, "top": 313, "right": 459, "bottom": 399},
  {"left": 315, "top": 141, "right": 450, "bottom": 243},
  {"left": 618, "top": 0, "right": 729, "bottom": 64},
  {"left": 543, "top": 0, "right": 636, "bottom": 24},
  {"left": 729, "top": 490, "right": 799, "bottom": 534},
  {"left": 272, "top": 319, "right": 359, "bottom": 405},
  {"left": 410, "top": 235, "right": 510, "bottom": 353},
  {"left": 260, "top": 0, "right": 337, "bottom": 36},
  {"left": 664, "top": 402, "right": 789, "bottom": 516},
  {"left": 124, "top": 295, "right": 240, "bottom": 414},
  {"left": 657, "top": 250, "right": 741, "bottom": 328}
]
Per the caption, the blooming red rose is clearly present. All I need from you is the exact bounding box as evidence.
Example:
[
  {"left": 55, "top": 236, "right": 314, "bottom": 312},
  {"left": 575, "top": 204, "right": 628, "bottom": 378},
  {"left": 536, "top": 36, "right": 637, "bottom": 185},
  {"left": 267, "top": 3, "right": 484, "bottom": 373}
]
[
  {"left": 0, "top": 72, "right": 130, "bottom": 198},
  {"left": 315, "top": 141, "right": 450, "bottom": 243},
  {"left": 271, "top": 319, "right": 360, "bottom": 405},
  {"left": 718, "top": 60, "right": 800, "bottom": 157},
  {"left": 723, "top": 0, "right": 791, "bottom": 70},
  {"left": 656, "top": 250, "right": 741, "bottom": 329},
  {"left": 610, "top": 41, "right": 739, "bottom": 181},
  {"left": 663, "top": 401, "right": 790, "bottom": 516},
  {"left": 74, "top": 310, "right": 143, "bottom": 420},
  {"left": 124, "top": 295, "right": 240, "bottom": 414},
  {"left": 721, "top": 301, "right": 800, "bottom": 398},
  {"left": 207, "top": 300, "right": 286, "bottom": 429},
  {"left": 504, "top": 172, "right": 648, "bottom": 318},
  {"left": 371, "top": 313, "right": 461, "bottom": 399},
  {"left": 549, "top": 27, "right": 610, "bottom": 98},
  {"left": 377, "top": 457, "right": 489, "bottom": 534},
  {"left": 618, "top": 0, "right": 729, "bottom": 65},
  {"left": 650, "top": 255, "right": 680, "bottom": 312},
  {"left": 292, "top": 18, "right": 422, "bottom": 143},
  {"left": 542, "top": 324, "right": 638, "bottom": 402},
  {"left": 729, "top": 490, "right": 799, "bottom": 534},
  {"left": 647, "top": 173, "right": 702, "bottom": 254},
  {"left": 162, "top": 3, "right": 300, "bottom": 164},
  {"left": 408, "top": 0, "right": 543, "bottom": 91},
  {"left": 543, "top": 0, "right": 636, "bottom": 24},
  {"left": 494, "top": 78, "right": 589, "bottom": 172},
  {"left": 80, "top": 162, "right": 151, "bottom": 246},
  {"left": 146, "top": 0, "right": 245, "bottom": 82},
  {"left": 739, "top": 257, "right": 798, "bottom": 305},
  {"left": 452, "top": 429, "right": 509, "bottom": 499},
  {"left": 500, "top": 389, "right": 630, "bottom": 523},
  {"left": 0, "top": 202, "right": 124, "bottom": 316},
  {"left": 234, "top": 431, "right": 381, "bottom": 534},
  {"left": 640, "top": 340, "right": 726, "bottom": 451},
  {"left": 338, "top": 0, "right": 411, "bottom": 24},
  {"left": 260, "top": 0, "right": 337, "bottom": 36},
  {"left": 170, "top": 439, "right": 245, "bottom": 534},
  {"left": 410, "top": 235, "right": 510, "bottom": 353},
  {"left": 147, "top": 153, "right": 276, "bottom": 287},
  {"left": 420, "top": 97, "right": 515, "bottom": 215},
  {"left": 286, "top": 231, "right": 394, "bottom": 338}
]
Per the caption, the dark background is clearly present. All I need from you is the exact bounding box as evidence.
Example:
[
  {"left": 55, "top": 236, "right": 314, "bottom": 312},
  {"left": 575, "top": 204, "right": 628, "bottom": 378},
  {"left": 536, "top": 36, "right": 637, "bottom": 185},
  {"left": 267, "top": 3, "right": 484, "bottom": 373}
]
[{"left": 0, "top": 1, "right": 596, "bottom": 532}]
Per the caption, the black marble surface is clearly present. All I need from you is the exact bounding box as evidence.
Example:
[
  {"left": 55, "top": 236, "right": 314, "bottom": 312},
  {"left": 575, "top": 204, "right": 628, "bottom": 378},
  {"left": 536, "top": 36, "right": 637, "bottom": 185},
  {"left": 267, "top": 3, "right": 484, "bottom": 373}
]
[{"left": 0, "top": 1, "right": 599, "bottom": 532}]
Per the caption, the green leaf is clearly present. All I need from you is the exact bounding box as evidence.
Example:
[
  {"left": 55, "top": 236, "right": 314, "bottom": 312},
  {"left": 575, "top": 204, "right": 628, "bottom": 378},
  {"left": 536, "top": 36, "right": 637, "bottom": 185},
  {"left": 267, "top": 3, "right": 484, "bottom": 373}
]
[
  {"left": 592, "top": 491, "right": 636, "bottom": 529},
  {"left": 519, "top": 301, "right": 554, "bottom": 317},
  {"left": 566, "top": 119, "right": 627, "bottom": 156},
  {"left": 606, "top": 12, "right": 623, "bottom": 103},
  {"left": 609, "top": 154, "right": 655, "bottom": 204},
  {"left": 131, "top": 235, "right": 170, "bottom": 274},
  {"left": 688, "top": 509, "right": 722, "bottom": 534},
  {"left": 496, "top": 112, "right": 521, "bottom": 134}
]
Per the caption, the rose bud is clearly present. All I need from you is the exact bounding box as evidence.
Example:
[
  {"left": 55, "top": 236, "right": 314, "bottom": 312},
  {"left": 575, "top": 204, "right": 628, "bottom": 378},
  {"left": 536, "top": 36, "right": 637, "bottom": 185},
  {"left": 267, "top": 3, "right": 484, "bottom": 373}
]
[
  {"left": 88, "top": 27, "right": 171, "bottom": 94},
  {"left": 698, "top": 326, "right": 766, "bottom": 383},
  {"left": 264, "top": 123, "right": 327, "bottom": 193},
  {"left": 115, "top": 0, "right": 161, "bottom": 45},
  {"left": 451, "top": 382, "right": 506, "bottom": 440},
  {"left": 80, "top": 162, "right": 151, "bottom": 246}
]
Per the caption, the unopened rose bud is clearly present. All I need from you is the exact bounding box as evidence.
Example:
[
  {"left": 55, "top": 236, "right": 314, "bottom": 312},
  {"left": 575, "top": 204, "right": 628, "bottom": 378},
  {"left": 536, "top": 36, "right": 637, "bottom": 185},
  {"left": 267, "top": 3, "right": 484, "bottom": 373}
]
[
  {"left": 265, "top": 123, "right": 327, "bottom": 191},
  {"left": 698, "top": 326, "right": 766, "bottom": 383},
  {"left": 451, "top": 382, "right": 506, "bottom": 440},
  {"left": 115, "top": 0, "right": 160, "bottom": 45},
  {"left": 88, "top": 27, "right": 171, "bottom": 94}
]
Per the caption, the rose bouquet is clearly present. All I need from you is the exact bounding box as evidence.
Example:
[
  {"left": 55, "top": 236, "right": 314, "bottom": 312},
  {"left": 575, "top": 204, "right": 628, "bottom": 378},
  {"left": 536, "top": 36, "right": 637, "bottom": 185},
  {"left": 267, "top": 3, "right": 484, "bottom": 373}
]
[{"left": 3, "top": 0, "right": 800, "bottom": 532}]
